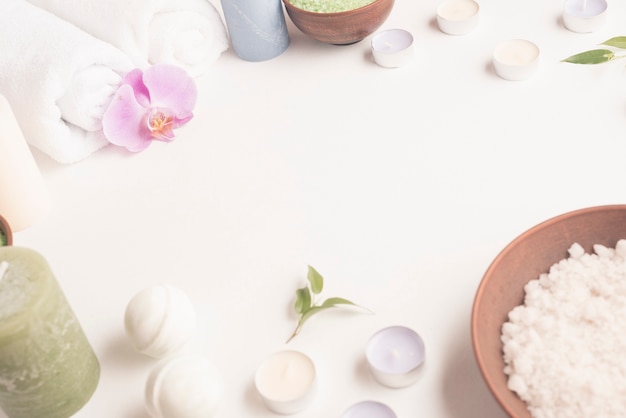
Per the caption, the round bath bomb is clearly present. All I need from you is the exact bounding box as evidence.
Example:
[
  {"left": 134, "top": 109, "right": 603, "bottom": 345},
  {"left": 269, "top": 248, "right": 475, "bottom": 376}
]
[
  {"left": 145, "top": 355, "right": 222, "bottom": 418},
  {"left": 124, "top": 283, "right": 196, "bottom": 358}
]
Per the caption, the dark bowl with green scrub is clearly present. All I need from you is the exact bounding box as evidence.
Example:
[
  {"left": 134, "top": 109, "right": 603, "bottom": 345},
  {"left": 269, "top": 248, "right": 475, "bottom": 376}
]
[
  {"left": 283, "top": 0, "right": 395, "bottom": 45},
  {"left": 0, "top": 215, "right": 12, "bottom": 246}
]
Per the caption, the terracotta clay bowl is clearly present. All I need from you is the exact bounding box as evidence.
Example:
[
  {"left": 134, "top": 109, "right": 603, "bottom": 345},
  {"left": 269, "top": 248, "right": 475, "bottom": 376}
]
[
  {"left": 471, "top": 205, "right": 626, "bottom": 418},
  {"left": 0, "top": 214, "right": 12, "bottom": 246},
  {"left": 283, "top": 0, "right": 394, "bottom": 45}
]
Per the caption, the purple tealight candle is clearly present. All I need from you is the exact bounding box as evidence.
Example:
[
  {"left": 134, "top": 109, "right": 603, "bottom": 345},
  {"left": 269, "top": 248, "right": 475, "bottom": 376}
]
[
  {"left": 366, "top": 325, "right": 425, "bottom": 388},
  {"left": 342, "top": 400, "right": 397, "bottom": 418},
  {"left": 563, "top": 0, "right": 607, "bottom": 33},
  {"left": 371, "top": 29, "right": 414, "bottom": 68}
]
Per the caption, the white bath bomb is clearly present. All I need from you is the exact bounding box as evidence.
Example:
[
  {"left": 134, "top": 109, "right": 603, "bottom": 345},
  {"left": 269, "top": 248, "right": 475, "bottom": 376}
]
[
  {"left": 145, "top": 355, "right": 222, "bottom": 418},
  {"left": 124, "top": 283, "right": 196, "bottom": 358}
]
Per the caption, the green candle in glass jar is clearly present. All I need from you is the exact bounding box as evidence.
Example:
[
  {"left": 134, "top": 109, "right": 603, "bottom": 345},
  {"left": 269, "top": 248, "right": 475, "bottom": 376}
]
[{"left": 0, "top": 247, "right": 100, "bottom": 418}]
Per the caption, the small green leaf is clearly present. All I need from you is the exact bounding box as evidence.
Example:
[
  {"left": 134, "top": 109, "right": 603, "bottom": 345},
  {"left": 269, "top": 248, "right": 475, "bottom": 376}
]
[
  {"left": 561, "top": 49, "right": 615, "bottom": 65},
  {"left": 294, "top": 286, "right": 311, "bottom": 314},
  {"left": 307, "top": 265, "right": 324, "bottom": 294},
  {"left": 320, "top": 297, "right": 358, "bottom": 308},
  {"left": 601, "top": 37, "right": 626, "bottom": 49},
  {"left": 286, "top": 265, "right": 372, "bottom": 343},
  {"left": 296, "top": 297, "right": 371, "bottom": 331}
]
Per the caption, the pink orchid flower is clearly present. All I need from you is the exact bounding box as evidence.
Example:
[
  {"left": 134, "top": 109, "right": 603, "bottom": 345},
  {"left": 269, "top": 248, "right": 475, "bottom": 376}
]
[{"left": 102, "top": 64, "right": 197, "bottom": 152}]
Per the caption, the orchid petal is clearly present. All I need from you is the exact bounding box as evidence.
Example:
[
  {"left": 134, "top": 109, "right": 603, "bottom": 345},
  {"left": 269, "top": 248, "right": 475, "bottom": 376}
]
[
  {"left": 102, "top": 84, "right": 152, "bottom": 152},
  {"left": 143, "top": 64, "right": 197, "bottom": 121},
  {"left": 122, "top": 68, "right": 151, "bottom": 108}
]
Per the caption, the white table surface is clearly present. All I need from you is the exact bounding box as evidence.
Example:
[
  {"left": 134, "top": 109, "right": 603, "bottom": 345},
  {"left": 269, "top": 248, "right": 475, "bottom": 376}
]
[{"left": 10, "top": 0, "right": 626, "bottom": 416}]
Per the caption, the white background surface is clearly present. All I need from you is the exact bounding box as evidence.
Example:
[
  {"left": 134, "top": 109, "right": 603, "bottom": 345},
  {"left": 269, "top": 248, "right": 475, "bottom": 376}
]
[{"left": 9, "top": 0, "right": 626, "bottom": 416}]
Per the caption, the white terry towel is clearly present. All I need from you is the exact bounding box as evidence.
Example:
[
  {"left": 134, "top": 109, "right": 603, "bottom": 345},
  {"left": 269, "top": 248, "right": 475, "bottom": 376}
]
[
  {"left": 25, "top": 0, "right": 229, "bottom": 78},
  {"left": 0, "top": 0, "right": 134, "bottom": 164}
]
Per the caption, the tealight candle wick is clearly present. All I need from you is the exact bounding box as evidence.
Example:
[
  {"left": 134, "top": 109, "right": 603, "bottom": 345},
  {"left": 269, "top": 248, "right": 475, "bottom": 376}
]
[
  {"left": 282, "top": 363, "right": 293, "bottom": 378},
  {"left": 0, "top": 261, "right": 8, "bottom": 284}
]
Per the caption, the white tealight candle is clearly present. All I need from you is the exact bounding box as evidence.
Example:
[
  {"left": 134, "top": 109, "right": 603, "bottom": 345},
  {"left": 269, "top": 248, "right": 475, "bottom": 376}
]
[
  {"left": 492, "top": 39, "right": 540, "bottom": 81},
  {"left": 366, "top": 325, "right": 425, "bottom": 388},
  {"left": 0, "top": 95, "right": 50, "bottom": 232},
  {"left": 437, "top": 0, "right": 480, "bottom": 35},
  {"left": 563, "top": 0, "right": 607, "bottom": 33},
  {"left": 342, "top": 400, "right": 397, "bottom": 418},
  {"left": 371, "top": 29, "right": 414, "bottom": 68},
  {"left": 255, "top": 350, "right": 317, "bottom": 414}
]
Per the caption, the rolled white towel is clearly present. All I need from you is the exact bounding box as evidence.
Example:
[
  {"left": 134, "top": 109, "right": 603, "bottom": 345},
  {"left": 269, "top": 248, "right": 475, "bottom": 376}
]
[
  {"left": 25, "top": 0, "right": 229, "bottom": 78},
  {"left": 0, "top": 0, "right": 134, "bottom": 163}
]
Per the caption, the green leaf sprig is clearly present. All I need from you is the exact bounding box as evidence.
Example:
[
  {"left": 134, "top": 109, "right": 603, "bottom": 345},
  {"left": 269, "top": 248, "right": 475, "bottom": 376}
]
[
  {"left": 286, "top": 265, "right": 371, "bottom": 343},
  {"left": 562, "top": 36, "right": 626, "bottom": 65}
]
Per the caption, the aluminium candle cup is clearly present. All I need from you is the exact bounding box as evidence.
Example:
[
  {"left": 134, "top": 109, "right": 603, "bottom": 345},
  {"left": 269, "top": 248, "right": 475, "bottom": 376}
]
[
  {"left": 0, "top": 214, "right": 12, "bottom": 246},
  {"left": 371, "top": 29, "right": 414, "bottom": 68},
  {"left": 493, "top": 39, "right": 540, "bottom": 81},
  {"left": 436, "top": 0, "right": 479, "bottom": 35},
  {"left": 254, "top": 350, "right": 317, "bottom": 414},
  {"left": 563, "top": 0, "right": 607, "bottom": 33},
  {"left": 0, "top": 247, "right": 100, "bottom": 418},
  {"left": 366, "top": 325, "right": 425, "bottom": 388},
  {"left": 342, "top": 400, "right": 397, "bottom": 418}
]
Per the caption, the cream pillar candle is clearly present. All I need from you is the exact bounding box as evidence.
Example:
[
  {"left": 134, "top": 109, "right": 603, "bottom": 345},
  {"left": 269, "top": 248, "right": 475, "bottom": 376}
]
[
  {"left": 0, "top": 246, "right": 100, "bottom": 418},
  {"left": 0, "top": 94, "right": 50, "bottom": 232}
]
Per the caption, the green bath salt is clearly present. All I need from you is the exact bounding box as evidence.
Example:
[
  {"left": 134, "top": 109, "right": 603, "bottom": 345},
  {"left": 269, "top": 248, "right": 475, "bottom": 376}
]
[{"left": 290, "top": 0, "right": 376, "bottom": 12}]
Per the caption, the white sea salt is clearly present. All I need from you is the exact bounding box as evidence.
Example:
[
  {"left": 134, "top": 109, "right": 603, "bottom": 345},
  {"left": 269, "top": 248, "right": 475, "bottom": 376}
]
[{"left": 501, "top": 240, "right": 626, "bottom": 418}]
